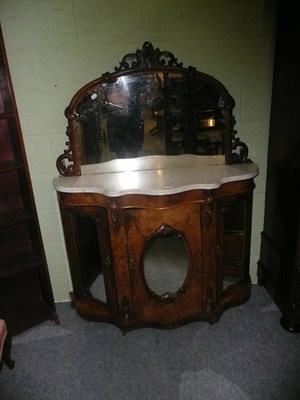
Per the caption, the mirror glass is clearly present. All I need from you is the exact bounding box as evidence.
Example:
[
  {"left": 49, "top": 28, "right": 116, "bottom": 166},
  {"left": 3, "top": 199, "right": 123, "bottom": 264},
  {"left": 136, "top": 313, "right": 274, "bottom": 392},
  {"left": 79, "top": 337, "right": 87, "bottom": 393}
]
[
  {"left": 143, "top": 231, "right": 188, "bottom": 296},
  {"left": 75, "top": 72, "right": 226, "bottom": 165},
  {"left": 90, "top": 274, "right": 107, "bottom": 302}
]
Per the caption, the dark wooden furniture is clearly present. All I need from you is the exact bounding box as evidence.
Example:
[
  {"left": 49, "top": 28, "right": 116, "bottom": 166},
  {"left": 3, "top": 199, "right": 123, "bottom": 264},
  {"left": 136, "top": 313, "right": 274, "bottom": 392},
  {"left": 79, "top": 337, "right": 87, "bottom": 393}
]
[
  {"left": 257, "top": 3, "right": 300, "bottom": 333},
  {"left": 0, "top": 319, "right": 14, "bottom": 371},
  {"left": 54, "top": 42, "right": 258, "bottom": 333},
  {"left": 0, "top": 25, "right": 59, "bottom": 335}
]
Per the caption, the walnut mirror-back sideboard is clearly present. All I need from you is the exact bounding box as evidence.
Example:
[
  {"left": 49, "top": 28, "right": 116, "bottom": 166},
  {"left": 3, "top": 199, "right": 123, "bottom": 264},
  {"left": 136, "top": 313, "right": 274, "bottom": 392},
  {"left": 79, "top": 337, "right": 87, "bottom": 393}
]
[{"left": 53, "top": 42, "right": 259, "bottom": 333}]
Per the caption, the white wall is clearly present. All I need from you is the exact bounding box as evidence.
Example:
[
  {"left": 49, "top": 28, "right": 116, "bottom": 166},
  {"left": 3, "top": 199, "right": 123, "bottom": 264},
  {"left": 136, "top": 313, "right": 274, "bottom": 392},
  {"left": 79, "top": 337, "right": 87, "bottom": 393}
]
[{"left": 0, "top": 0, "right": 278, "bottom": 301}]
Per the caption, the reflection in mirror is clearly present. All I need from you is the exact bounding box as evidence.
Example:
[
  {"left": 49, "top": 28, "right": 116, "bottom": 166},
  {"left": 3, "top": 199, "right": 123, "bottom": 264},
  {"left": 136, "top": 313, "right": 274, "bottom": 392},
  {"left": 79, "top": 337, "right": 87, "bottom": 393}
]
[
  {"left": 90, "top": 272, "right": 107, "bottom": 303},
  {"left": 75, "top": 214, "right": 106, "bottom": 303},
  {"left": 143, "top": 230, "right": 188, "bottom": 297},
  {"left": 75, "top": 72, "right": 226, "bottom": 165}
]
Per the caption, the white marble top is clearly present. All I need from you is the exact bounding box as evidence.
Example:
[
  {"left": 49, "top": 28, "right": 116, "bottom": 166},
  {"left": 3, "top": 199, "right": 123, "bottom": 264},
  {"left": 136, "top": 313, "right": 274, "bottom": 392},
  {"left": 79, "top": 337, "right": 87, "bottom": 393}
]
[{"left": 53, "top": 155, "right": 259, "bottom": 197}]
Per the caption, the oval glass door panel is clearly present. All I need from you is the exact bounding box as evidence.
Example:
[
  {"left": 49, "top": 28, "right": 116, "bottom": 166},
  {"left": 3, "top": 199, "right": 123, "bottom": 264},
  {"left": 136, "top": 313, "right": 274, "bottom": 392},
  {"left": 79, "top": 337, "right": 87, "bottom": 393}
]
[{"left": 143, "top": 231, "right": 188, "bottom": 296}]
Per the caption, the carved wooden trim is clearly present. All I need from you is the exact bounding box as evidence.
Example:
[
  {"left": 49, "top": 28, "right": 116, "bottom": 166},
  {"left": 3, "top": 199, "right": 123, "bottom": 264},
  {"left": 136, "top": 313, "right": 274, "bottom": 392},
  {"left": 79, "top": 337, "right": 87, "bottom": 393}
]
[
  {"left": 120, "top": 295, "right": 131, "bottom": 321},
  {"left": 109, "top": 200, "right": 120, "bottom": 229},
  {"left": 113, "top": 41, "right": 184, "bottom": 72},
  {"left": 231, "top": 127, "right": 249, "bottom": 163},
  {"left": 205, "top": 287, "right": 215, "bottom": 313},
  {"left": 129, "top": 258, "right": 136, "bottom": 293},
  {"left": 56, "top": 127, "right": 74, "bottom": 176},
  {"left": 202, "top": 194, "right": 213, "bottom": 227},
  {"left": 104, "top": 251, "right": 111, "bottom": 268},
  {"left": 149, "top": 285, "right": 186, "bottom": 304}
]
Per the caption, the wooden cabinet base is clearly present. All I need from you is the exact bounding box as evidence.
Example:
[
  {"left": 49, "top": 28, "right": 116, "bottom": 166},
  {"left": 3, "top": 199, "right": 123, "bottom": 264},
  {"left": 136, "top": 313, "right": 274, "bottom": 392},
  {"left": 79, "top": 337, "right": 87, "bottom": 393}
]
[{"left": 57, "top": 178, "right": 255, "bottom": 332}]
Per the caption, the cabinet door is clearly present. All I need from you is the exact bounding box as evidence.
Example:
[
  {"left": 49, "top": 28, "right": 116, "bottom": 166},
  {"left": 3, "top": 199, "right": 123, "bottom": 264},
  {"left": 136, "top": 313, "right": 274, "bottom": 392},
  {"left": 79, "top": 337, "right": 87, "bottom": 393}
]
[
  {"left": 124, "top": 203, "right": 203, "bottom": 325},
  {"left": 60, "top": 207, "right": 118, "bottom": 314},
  {"left": 217, "top": 192, "right": 253, "bottom": 294}
]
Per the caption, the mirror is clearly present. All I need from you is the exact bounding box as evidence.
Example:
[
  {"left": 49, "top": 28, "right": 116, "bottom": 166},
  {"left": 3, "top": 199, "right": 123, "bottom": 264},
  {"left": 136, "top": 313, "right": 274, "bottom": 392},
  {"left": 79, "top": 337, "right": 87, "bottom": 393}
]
[
  {"left": 143, "top": 231, "right": 188, "bottom": 297},
  {"left": 57, "top": 42, "right": 249, "bottom": 176}
]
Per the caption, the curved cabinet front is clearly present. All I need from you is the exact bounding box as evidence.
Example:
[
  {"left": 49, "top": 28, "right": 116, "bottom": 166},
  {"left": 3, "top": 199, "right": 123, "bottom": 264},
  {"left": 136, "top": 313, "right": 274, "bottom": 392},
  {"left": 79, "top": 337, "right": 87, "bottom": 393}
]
[{"left": 56, "top": 176, "right": 255, "bottom": 333}]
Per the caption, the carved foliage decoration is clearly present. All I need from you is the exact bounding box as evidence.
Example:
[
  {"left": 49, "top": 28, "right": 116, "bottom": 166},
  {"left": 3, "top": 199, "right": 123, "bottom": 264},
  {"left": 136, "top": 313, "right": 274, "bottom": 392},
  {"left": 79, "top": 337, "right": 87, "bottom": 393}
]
[
  {"left": 231, "top": 116, "right": 249, "bottom": 163},
  {"left": 56, "top": 127, "right": 74, "bottom": 176},
  {"left": 114, "top": 41, "right": 183, "bottom": 72},
  {"left": 232, "top": 129, "right": 249, "bottom": 162}
]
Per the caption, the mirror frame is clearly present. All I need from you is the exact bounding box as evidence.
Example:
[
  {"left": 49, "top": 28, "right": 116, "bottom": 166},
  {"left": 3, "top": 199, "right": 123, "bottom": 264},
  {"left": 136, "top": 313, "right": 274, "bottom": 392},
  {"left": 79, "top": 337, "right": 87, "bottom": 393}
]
[{"left": 56, "top": 41, "right": 249, "bottom": 176}]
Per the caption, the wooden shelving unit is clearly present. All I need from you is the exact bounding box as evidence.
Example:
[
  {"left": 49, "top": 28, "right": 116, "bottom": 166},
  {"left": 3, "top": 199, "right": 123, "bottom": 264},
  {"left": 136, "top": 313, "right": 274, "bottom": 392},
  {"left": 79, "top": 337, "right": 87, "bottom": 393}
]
[{"left": 0, "top": 24, "right": 58, "bottom": 335}]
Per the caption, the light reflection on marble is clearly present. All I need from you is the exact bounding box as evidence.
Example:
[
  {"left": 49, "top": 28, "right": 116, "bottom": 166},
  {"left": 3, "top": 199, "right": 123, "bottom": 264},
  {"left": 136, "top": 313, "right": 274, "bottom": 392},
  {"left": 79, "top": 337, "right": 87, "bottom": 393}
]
[
  {"left": 53, "top": 154, "right": 259, "bottom": 197},
  {"left": 81, "top": 154, "right": 225, "bottom": 174}
]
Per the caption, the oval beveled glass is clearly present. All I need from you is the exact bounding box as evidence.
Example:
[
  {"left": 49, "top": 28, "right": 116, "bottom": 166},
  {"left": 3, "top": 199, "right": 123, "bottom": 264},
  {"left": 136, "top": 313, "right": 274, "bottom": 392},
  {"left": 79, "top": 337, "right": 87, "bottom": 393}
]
[{"left": 143, "top": 231, "right": 188, "bottom": 296}]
